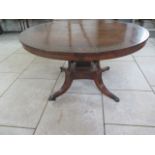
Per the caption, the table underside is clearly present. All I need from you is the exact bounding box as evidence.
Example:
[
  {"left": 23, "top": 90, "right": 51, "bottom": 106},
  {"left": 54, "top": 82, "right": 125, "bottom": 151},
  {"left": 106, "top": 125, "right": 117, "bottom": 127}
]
[{"left": 49, "top": 61, "right": 120, "bottom": 102}]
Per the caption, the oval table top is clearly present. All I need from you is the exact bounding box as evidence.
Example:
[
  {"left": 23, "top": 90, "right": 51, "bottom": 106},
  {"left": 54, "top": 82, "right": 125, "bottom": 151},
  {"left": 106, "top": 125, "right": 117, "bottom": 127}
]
[{"left": 19, "top": 20, "right": 149, "bottom": 61}]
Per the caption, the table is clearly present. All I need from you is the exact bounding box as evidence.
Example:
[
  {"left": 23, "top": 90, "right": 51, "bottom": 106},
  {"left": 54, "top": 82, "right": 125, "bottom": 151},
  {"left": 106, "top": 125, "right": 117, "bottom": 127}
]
[{"left": 19, "top": 20, "right": 149, "bottom": 102}]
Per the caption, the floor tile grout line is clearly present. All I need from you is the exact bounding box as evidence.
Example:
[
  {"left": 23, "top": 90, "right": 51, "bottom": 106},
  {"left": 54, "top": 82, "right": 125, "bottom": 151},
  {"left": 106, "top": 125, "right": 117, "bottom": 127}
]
[
  {"left": 109, "top": 89, "right": 152, "bottom": 92},
  {"left": 33, "top": 73, "right": 61, "bottom": 135},
  {"left": 133, "top": 55, "right": 155, "bottom": 57},
  {"left": 132, "top": 55, "right": 155, "bottom": 94},
  {"left": 44, "top": 89, "right": 153, "bottom": 96},
  {"left": 32, "top": 72, "right": 62, "bottom": 135},
  {"left": 0, "top": 55, "right": 36, "bottom": 98},
  {"left": 106, "top": 123, "right": 155, "bottom": 128},
  {"left": 0, "top": 124, "right": 35, "bottom": 130},
  {"left": 33, "top": 61, "right": 66, "bottom": 135},
  {"left": 101, "top": 96, "right": 106, "bottom": 135},
  {"left": 16, "top": 55, "right": 65, "bottom": 79},
  {"left": 1, "top": 79, "right": 152, "bottom": 97},
  {"left": 0, "top": 72, "right": 21, "bottom": 74},
  {"left": 0, "top": 46, "right": 22, "bottom": 64},
  {"left": 63, "top": 92, "right": 101, "bottom": 96},
  {"left": 152, "top": 88, "right": 155, "bottom": 94},
  {"left": 104, "top": 60, "right": 134, "bottom": 62},
  {"left": 18, "top": 77, "right": 58, "bottom": 80},
  {"left": 0, "top": 56, "right": 10, "bottom": 64},
  {"left": 31, "top": 56, "right": 155, "bottom": 134},
  {"left": 0, "top": 46, "right": 65, "bottom": 133}
]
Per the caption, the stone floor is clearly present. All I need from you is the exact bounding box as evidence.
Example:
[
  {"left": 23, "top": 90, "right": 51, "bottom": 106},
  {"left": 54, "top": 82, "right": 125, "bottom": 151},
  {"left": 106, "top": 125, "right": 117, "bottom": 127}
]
[{"left": 0, "top": 33, "right": 155, "bottom": 135}]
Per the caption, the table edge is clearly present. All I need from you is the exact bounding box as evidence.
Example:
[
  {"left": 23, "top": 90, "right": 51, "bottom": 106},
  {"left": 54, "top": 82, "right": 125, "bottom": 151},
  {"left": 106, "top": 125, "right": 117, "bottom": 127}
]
[{"left": 21, "top": 39, "right": 148, "bottom": 61}]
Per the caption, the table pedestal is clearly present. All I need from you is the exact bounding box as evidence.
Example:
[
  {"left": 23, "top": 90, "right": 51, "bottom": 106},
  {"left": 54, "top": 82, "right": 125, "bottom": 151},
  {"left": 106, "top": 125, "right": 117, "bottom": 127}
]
[{"left": 49, "top": 61, "right": 120, "bottom": 102}]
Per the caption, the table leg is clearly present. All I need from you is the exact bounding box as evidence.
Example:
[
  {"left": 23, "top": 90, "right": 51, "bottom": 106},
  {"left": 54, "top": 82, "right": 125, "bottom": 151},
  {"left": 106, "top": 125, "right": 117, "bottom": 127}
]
[
  {"left": 94, "top": 70, "right": 120, "bottom": 102},
  {"left": 48, "top": 67, "right": 73, "bottom": 101},
  {"left": 48, "top": 61, "right": 120, "bottom": 102}
]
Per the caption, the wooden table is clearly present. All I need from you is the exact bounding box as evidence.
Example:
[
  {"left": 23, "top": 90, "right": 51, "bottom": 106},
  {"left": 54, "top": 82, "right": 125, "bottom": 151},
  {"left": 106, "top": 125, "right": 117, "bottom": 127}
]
[{"left": 19, "top": 20, "right": 149, "bottom": 102}]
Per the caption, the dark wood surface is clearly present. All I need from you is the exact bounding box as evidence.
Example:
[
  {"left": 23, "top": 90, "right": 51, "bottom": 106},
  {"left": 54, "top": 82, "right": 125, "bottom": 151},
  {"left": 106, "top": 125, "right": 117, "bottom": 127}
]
[
  {"left": 19, "top": 20, "right": 149, "bottom": 102},
  {"left": 49, "top": 61, "right": 120, "bottom": 102},
  {"left": 20, "top": 19, "right": 149, "bottom": 61}
]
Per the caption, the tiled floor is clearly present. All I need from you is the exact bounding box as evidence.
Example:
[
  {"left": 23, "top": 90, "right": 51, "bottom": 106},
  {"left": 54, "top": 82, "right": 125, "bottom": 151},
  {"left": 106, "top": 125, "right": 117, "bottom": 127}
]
[{"left": 0, "top": 33, "right": 155, "bottom": 135}]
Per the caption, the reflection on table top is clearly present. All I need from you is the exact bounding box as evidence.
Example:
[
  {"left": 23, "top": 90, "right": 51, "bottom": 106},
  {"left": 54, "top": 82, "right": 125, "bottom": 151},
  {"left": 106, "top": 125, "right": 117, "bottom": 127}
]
[{"left": 20, "top": 19, "right": 149, "bottom": 53}]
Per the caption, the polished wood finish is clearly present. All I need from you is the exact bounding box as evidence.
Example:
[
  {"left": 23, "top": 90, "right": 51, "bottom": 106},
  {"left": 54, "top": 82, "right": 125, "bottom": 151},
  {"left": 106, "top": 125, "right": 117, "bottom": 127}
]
[
  {"left": 19, "top": 20, "right": 149, "bottom": 102},
  {"left": 49, "top": 61, "right": 119, "bottom": 102},
  {"left": 20, "top": 20, "right": 149, "bottom": 61}
]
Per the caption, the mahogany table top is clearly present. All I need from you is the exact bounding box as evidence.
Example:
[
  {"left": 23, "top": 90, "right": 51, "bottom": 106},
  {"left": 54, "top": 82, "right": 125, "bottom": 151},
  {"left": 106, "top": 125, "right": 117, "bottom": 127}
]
[{"left": 20, "top": 20, "right": 149, "bottom": 61}]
